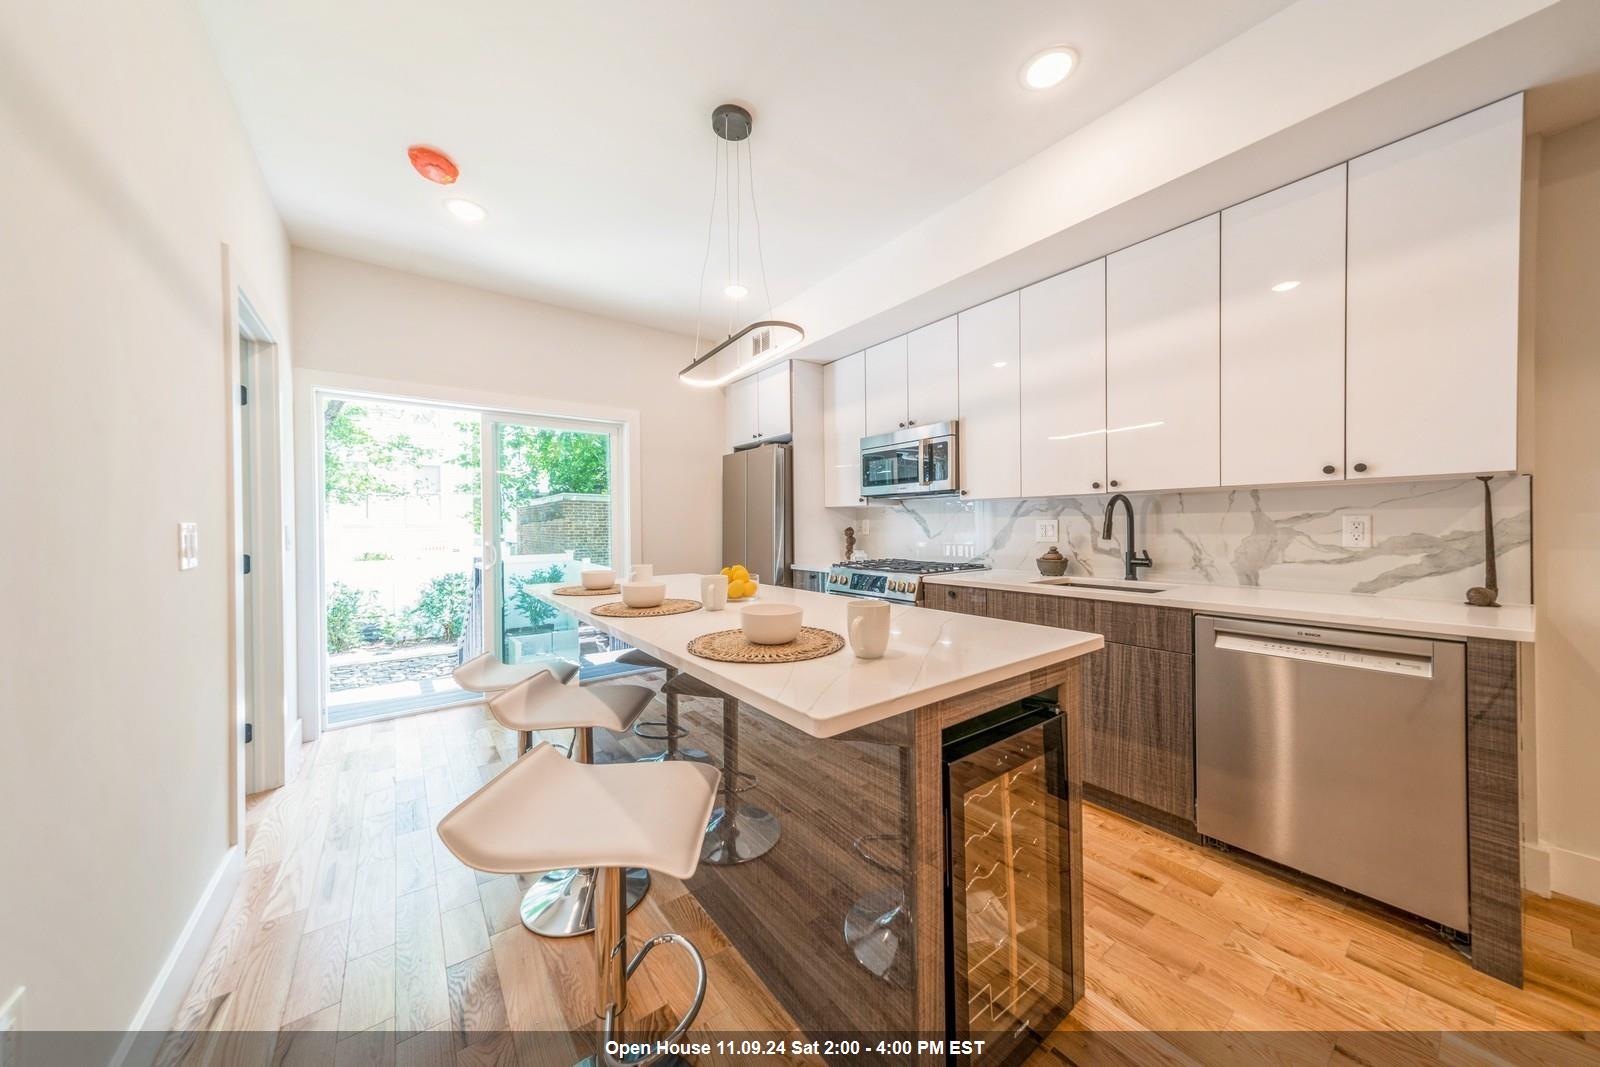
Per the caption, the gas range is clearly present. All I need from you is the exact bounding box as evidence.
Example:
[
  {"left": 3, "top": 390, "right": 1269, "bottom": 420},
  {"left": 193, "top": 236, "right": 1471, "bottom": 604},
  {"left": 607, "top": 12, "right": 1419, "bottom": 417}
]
[{"left": 825, "top": 558, "right": 989, "bottom": 604}]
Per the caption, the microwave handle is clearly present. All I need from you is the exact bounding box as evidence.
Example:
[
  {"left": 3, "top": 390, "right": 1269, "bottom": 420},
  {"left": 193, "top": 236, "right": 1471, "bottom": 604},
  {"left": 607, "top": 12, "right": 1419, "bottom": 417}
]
[{"left": 918, "top": 437, "right": 929, "bottom": 486}]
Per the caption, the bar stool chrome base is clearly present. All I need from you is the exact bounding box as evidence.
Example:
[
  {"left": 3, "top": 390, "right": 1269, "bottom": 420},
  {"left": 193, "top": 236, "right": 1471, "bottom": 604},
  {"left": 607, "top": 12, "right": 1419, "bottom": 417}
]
[
  {"left": 699, "top": 804, "right": 780, "bottom": 865},
  {"left": 520, "top": 866, "right": 650, "bottom": 938},
  {"left": 844, "top": 885, "right": 909, "bottom": 980},
  {"left": 637, "top": 745, "right": 713, "bottom": 765}
]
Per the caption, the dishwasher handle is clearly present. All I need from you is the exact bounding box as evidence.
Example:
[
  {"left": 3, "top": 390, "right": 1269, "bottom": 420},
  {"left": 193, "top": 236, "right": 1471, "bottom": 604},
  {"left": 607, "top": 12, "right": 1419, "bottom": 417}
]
[{"left": 1201, "top": 614, "right": 1446, "bottom": 659}]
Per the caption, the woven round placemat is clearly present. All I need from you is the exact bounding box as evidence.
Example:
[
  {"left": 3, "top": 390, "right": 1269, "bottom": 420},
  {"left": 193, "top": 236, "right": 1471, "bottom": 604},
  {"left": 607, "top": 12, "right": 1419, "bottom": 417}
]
[
  {"left": 552, "top": 585, "right": 620, "bottom": 596},
  {"left": 592, "top": 598, "right": 702, "bottom": 618},
  {"left": 687, "top": 626, "right": 845, "bottom": 664}
]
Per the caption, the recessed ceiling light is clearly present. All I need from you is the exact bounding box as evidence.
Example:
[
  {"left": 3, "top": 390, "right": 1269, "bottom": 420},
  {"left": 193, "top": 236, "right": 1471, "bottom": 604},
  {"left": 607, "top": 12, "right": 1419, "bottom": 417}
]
[
  {"left": 1022, "top": 47, "right": 1077, "bottom": 90},
  {"left": 444, "top": 198, "right": 486, "bottom": 224},
  {"left": 993, "top": 361, "right": 1009, "bottom": 368},
  {"left": 724, "top": 284, "right": 749, "bottom": 300},
  {"left": 1271, "top": 279, "right": 1301, "bottom": 292}
]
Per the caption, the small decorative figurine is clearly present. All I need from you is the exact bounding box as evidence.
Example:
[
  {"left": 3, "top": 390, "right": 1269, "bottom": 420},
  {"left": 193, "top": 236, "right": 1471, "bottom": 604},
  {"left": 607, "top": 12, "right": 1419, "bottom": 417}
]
[
  {"left": 1465, "top": 475, "right": 1500, "bottom": 608},
  {"left": 843, "top": 526, "right": 856, "bottom": 562},
  {"left": 1036, "top": 546, "right": 1068, "bottom": 577}
]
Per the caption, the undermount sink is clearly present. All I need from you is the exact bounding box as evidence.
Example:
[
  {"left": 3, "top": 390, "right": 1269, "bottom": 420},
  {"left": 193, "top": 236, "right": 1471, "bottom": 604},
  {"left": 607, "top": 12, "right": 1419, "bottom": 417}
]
[{"left": 1033, "top": 576, "right": 1171, "bottom": 594}]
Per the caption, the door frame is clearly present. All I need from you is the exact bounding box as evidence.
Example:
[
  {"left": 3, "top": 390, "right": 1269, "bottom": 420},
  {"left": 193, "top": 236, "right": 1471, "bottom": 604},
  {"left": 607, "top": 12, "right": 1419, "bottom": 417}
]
[
  {"left": 223, "top": 246, "right": 292, "bottom": 840},
  {"left": 294, "top": 369, "right": 641, "bottom": 735}
]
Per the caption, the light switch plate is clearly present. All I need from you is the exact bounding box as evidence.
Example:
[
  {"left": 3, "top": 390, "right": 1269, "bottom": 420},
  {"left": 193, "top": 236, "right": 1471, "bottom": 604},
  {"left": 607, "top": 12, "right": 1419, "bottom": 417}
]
[
  {"left": 1035, "top": 519, "right": 1059, "bottom": 543},
  {"left": 178, "top": 522, "right": 199, "bottom": 570},
  {"left": 0, "top": 986, "right": 22, "bottom": 1067},
  {"left": 1342, "top": 514, "right": 1372, "bottom": 549}
]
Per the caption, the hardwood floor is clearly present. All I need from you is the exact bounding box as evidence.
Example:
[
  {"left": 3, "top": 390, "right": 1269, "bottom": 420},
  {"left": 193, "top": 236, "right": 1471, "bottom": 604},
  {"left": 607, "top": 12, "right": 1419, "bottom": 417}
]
[{"left": 164, "top": 690, "right": 1600, "bottom": 1066}]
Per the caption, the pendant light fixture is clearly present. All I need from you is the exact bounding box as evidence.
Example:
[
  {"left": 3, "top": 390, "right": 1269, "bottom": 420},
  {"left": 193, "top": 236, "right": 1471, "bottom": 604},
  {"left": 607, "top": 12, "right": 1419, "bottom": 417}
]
[{"left": 679, "top": 104, "right": 804, "bottom": 388}]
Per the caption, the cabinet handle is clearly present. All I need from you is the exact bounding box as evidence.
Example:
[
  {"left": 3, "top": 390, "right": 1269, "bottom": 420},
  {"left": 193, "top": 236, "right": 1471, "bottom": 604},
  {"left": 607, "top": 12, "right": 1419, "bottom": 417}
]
[
  {"left": 1353, "top": 462, "right": 1368, "bottom": 473},
  {"left": 898, "top": 421, "right": 906, "bottom": 428},
  {"left": 1091, "top": 481, "right": 1101, "bottom": 490},
  {"left": 907, "top": 418, "right": 916, "bottom": 425},
  {"left": 1322, "top": 464, "right": 1336, "bottom": 475},
  {"left": 1109, "top": 479, "right": 1120, "bottom": 488}
]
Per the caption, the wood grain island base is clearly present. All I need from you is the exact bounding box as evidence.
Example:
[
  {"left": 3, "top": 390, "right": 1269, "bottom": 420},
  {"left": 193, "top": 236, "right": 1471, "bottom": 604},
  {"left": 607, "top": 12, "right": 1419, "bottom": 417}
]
[{"left": 536, "top": 578, "right": 1102, "bottom": 1066}]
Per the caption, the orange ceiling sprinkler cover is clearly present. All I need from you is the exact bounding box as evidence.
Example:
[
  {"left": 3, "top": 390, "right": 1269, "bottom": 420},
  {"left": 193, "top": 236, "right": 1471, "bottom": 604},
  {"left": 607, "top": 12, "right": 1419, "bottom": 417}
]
[{"left": 407, "top": 145, "right": 458, "bottom": 185}]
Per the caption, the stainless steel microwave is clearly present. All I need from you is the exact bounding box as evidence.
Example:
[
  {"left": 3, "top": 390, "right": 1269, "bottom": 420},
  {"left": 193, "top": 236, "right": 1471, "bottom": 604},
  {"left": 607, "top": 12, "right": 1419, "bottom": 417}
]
[{"left": 860, "top": 421, "right": 960, "bottom": 499}]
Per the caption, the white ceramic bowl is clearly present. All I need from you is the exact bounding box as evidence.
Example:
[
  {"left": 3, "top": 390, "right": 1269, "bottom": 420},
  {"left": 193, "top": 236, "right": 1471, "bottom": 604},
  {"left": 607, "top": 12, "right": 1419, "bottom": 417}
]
[
  {"left": 581, "top": 568, "right": 616, "bottom": 590},
  {"left": 740, "top": 603, "right": 803, "bottom": 645},
  {"left": 620, "top": 581, "right": 667, "bottom": 608}
]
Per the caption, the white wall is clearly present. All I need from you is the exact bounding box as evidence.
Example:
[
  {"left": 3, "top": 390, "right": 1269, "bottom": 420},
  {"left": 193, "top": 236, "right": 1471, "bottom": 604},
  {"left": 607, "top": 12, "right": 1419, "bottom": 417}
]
[
  {"left": 0, "top": 0, "right": 290, "bottom": 1034},
  {"left": 1529, "top": 115, "right": 1600, "bottom": 903},
  {"left": 290, "top": 248, "right": 724, "bottom": 570}
]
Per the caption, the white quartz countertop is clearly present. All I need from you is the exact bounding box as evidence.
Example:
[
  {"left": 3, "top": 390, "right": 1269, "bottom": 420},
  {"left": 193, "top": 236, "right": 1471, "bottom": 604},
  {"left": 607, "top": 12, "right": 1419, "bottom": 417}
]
[
  {"left": 922, "top": 569, "right": 1534, "bottom": 643},
  {"left": 534, "top": 575, "right": 1101, "bottom": 738}
]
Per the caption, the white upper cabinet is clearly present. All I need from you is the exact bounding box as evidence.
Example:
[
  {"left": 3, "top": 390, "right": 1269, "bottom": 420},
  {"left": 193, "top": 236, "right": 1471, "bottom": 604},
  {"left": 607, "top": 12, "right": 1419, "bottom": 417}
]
[
  {"left": 957, "top": 292, "right": 1022, "bottom": 500},
  {"left": 725, "top": 374, "right": 759, "bottom": 450},
  {"left": 906, "top": 316, "right": 959, "bottom": 428},
  {"left": 1346, "top": 96, "right": 1522, "bottom": 479},
  {"left": 863, "top": 336, "right": 909, "bottom": 437},
  {"left": 1020, "top": 260, "right": 1106, "bottom": 497},
  {"left": 756, "top": 362, "right": 791, "bottom": 439},
  {"left": 822, "top": 352, "right": 865, "bottom": 507},
  {"left": 1221, "top": 165, "right": 1347, "bottom": 486},
  {"left": 1105, "top": 215, "right": 1221, "bottom": 493}
]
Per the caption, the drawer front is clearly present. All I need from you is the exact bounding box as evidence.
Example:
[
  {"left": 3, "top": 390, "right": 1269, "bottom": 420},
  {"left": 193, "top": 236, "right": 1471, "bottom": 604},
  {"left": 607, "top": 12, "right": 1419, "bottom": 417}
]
[
  {"left": 983, "top": 589, "right": 1067, "bottom": 627},
  {"left": 934, "top": 584, "right": 988, "bottom": 616},
  {"left": 1091, "top": 601, "right": 1193, "bottom": 654}
]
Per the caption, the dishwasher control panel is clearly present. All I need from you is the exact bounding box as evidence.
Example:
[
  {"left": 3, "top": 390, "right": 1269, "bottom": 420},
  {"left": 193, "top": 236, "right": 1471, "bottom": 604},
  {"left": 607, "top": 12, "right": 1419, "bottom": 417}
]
[{"left": 1214, "top": 633, "right": 1434, "bottom": 678}]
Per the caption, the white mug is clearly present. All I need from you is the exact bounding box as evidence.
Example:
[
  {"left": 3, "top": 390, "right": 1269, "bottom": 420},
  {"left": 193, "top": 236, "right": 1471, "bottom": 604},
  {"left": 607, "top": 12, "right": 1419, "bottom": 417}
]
[
  {"left": 700, "top": 573, "right": 729, "bottom": 611},
  {"left": 848, "top": 600, "right": 891, "bottom": 659},
  {"left": 629, "top": 564, "right": 653, "bottom": 582}
]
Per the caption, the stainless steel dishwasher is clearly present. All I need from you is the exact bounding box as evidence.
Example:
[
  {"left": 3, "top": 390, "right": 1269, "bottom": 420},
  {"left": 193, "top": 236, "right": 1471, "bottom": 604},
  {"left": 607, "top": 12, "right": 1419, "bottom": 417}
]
[{"left": 1194, "top": 616, "right": 1469, "bottom": 931}]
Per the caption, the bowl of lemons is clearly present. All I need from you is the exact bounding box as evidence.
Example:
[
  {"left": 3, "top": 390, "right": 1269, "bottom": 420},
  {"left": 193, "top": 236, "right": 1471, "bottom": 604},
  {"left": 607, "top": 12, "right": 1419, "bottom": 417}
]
[{"left": 722, "top": 564, "right": 760, "bottom": 602}]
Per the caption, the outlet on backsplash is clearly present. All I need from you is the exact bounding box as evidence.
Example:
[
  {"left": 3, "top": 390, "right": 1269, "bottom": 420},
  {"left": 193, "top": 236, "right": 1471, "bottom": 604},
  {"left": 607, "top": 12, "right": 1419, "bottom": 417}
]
[
  {"left": 1035, "top": 519, "right": 1059, "bottom": 542},
  {"left": 943, "top": 543, "right": 977, "bottom": 559},
  {"left": 1342, "top": 514, "right": 1373, "bottom": 549}
]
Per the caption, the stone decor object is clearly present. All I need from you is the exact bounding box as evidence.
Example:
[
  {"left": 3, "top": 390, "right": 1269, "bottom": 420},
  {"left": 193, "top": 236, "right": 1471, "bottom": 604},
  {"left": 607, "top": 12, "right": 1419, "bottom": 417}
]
[
  {"left": 1036, "top": 546, "right": 1068, "bottom": 577},
  {"left": 843, "top": 526, "right": 856, "bottom": 562}
]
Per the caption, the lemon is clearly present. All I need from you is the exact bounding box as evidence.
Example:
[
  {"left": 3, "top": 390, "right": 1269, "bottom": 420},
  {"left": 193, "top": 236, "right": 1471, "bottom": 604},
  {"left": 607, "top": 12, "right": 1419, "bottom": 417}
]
[
  {"left": 735, "top": 579, "right": 756, "bottom": 599},
  {"left": 720, "top": 566, "right": 732, "bottom": 577},
  {"left": 730, "top": 564, "right": 749, "bottom": 581}
]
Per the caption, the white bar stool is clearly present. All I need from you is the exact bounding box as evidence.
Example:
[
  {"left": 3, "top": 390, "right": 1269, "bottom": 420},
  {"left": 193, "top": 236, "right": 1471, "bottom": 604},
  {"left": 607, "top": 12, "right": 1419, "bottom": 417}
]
[
  {"left": 485, "top": 673, "right": 657, "bottom": 936},
  {"left": 453, "top": 651, "right": 579, "bottom": 700},
  {"left": 438, "top": 743, "right": 719, "bottom": 1063},
  {"left": 617, "top": 649, "right": 711, "bottom": 765},
  {"left": 661, "top": 673, "right": 780, "bottom": 865}
]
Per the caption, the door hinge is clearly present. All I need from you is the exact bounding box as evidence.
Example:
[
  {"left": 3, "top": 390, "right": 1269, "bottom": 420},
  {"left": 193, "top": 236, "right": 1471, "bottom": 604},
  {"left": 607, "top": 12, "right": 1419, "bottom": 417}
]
[
  {"left": 240, "top": 384, "right": 248, "bottom": 405},
  {"left": 242, "top": 553, "right": 252, "bottom": 575},
  {"left": 244, "top": 722, "right": 254, "bottom": 744}
]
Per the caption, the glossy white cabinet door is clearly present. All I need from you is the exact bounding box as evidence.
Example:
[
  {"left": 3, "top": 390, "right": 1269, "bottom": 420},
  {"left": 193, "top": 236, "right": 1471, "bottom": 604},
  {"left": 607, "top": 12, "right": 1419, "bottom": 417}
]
[
  {"left": 822, "top": 352, "right": 865, "bottom": 507},
  {"left": 756, "top": 362, "right": 792, "bottom": 438},
  {"left": 906, "top": 316, "right": 959, "bottom": 427},
  {"left": 726, "top": 374, "right": 759, "bottom": 450},
  {"left": 1221, "top": 165, "right": 1347, "bottom": 486},
  {"left": 862, "top": 336, "right": 908, "bottom": 437},
  {"left": 1347, "top": 96, "right": 1522, "bottom": 479},
  {"left": 1020, "top": 260, "right": 1106, "bottom": 497},
  {"left": 957, "top": 292, "right": 1022, "bottom": 500},
  {"left": 1105, "top": 215, "right": 1221, "bottom": 493}
]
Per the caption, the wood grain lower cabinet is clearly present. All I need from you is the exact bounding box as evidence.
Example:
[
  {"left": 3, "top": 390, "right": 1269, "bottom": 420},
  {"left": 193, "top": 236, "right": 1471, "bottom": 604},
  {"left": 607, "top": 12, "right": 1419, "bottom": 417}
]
[
  {"left": 1083, "top": 643, "right": 1194, "bottom": 821},
  {"left": 934, "top": 584, "right": 1196, "bottom": 823}
]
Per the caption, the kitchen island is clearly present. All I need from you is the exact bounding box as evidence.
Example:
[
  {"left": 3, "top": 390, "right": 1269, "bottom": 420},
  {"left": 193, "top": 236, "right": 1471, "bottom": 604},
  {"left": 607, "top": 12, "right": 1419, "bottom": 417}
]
[{"left": 533, "top": 576, "right": 1102, "bottom": 1064}]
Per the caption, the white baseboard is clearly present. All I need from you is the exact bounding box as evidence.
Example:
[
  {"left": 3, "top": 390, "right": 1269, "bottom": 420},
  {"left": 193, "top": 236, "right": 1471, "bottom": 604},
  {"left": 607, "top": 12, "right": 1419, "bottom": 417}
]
[
  {"left": 1523, "top": 840, "right": 1600, "bottom": 905},
  {"left": 112, "top": 846, "right": 244, "bottom": 1067}
]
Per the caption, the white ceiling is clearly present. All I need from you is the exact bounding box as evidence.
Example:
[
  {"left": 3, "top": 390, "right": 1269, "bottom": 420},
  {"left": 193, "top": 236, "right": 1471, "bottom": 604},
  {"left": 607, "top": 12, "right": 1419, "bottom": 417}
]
[{"left": 201, "top": 0, "right": 1292, "bottom": 336}]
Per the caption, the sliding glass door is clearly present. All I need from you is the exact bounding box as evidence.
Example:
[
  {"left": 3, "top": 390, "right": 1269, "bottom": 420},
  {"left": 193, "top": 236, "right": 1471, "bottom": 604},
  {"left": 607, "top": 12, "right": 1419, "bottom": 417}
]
[{"left": 480, "top": 414, "right": 621, "bottom": 669}]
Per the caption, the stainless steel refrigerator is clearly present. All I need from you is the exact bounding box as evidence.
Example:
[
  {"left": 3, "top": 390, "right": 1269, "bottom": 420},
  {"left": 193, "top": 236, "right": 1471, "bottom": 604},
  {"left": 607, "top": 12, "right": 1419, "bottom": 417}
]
[{"left": 722, "top": 443, "right": 793, "bottom": 587}]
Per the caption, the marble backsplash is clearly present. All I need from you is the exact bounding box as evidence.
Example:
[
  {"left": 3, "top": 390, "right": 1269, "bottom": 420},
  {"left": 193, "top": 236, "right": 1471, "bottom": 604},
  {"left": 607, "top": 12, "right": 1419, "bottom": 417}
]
[{"left": 846, "top": 475, "right": 1532, "bottom": 604}]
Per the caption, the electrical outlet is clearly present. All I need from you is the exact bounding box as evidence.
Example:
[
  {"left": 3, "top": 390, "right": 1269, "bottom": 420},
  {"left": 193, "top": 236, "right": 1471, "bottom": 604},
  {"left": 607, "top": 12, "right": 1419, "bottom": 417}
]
[
  {"left": 1035, "top": 519, "right": 1059, "bottom": 542},
  {"left": 178, "top": 522, "right": 199, "bottom": 570},
  {"left": 0, "top": 986, "right": 22, "bottom": 1067},
  {"left": 1342, "top": 514, "right": 1372, "bottom": 549}
]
